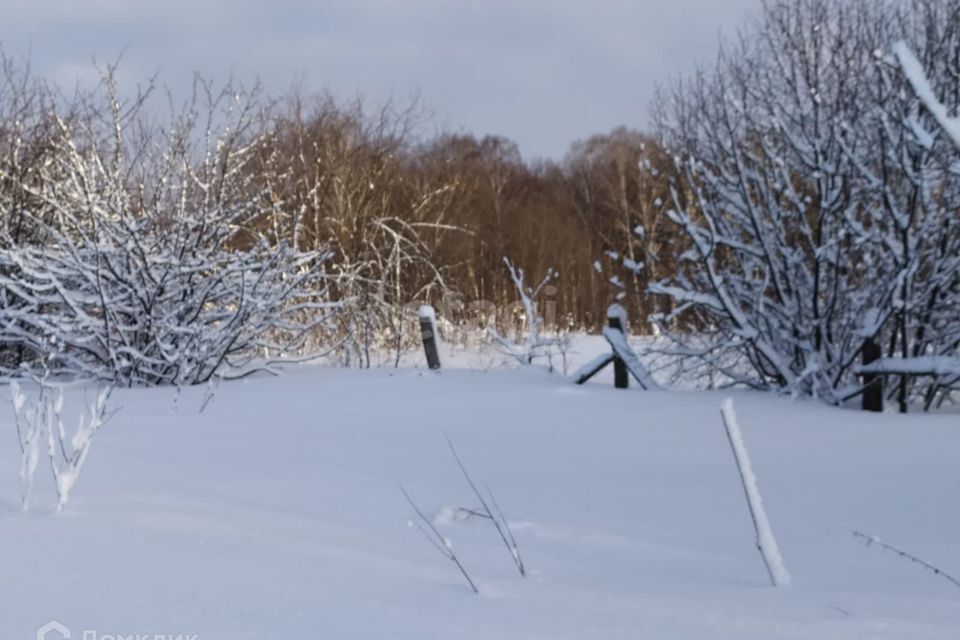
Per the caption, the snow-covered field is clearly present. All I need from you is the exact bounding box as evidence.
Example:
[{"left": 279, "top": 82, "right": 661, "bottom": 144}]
[{"left": 2, "top": 346, "right": 959, "bottom": 639}]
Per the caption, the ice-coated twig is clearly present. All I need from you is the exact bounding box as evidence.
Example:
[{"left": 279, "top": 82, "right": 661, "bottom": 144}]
[
  {"left": 11, "top": 381, "right": 115, "bottom": 511},
  {"left": 49, "top": 385, "right": 115, "bottom": 511},
  {"left": 11, "top": 381, "right": 44, "bottom": 511},
  {"left": 490, "top": 256, "right": 565, "bottom": 368},
  {"left": 400, "top": 484, "right": 479, "bottom": 594},
  {"left": 486, "top": 486, "right": 525, "bottom": 576},
  {"left": 451, "top": 507, "right": 494, "bottom": 521},
  {"left": 853, "top": 531, "right": 960, "bottom": 591},
  {"left": 446, "top": 434, "right": 526, "bottom": 577},
  {"left": 720, "top": 398, "right": 791, "bottom": 587},
  {"left": 199, "top": 376, "right": 221, "bottom": 414}
]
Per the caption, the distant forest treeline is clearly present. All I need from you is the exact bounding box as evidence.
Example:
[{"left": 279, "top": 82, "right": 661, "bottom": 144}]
[
  {"left": 0, "top": 60, "right": 679, "bottom": 378},
  {"left": 255, "top": 96, "right": 678, "bottom": 333}
]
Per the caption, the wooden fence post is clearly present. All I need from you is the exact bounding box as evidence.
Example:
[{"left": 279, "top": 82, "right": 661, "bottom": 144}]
[
  {"left": 607, "top": 304, "right": 629, "bottom": 389},
  {"left": 861, "top": 337, "right": 883, "bottom": 412},
  {"left": 419, "top": 305, "right": 442, "bottom": 370}
]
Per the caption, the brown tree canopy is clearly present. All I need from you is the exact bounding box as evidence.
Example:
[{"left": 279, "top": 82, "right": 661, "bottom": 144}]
[{"left": 247, "top": 97, "right": 683, "bottom": 335}]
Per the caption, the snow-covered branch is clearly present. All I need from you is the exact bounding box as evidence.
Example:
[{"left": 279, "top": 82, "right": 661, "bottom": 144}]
[
  {"left": 721, "top": 399, "right": 790, "bottom": 587},
  {"left": 488, "top": 257, "right": 569, "bottom": 369},
  {"left": 0, "top": 66, "right": 339, "bottom": 385},
  {"left": 11, "top": 380, "right": 114, "bottom": 511},
  {"left": 894, "top": 41, "right": 960, "bottom": 148}
]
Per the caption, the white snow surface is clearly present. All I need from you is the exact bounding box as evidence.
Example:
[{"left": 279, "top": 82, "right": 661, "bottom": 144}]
[{"left": 1, "top": 355, "right": 959, "bottom": 638}]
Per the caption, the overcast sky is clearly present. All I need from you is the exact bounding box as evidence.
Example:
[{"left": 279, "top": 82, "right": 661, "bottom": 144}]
[{"left": 0, "top": 0, "right": 759, "bottom": 159}]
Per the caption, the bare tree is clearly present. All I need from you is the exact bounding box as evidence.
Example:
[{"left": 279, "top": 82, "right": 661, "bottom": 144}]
[{"left": 258, "top": 95, "right": 465, "bottom": 367}]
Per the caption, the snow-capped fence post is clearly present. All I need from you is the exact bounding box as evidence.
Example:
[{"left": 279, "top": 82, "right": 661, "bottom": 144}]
[
  {"left": 720, "top": 398, "right": 791, "bottom": 587},
  {"left": 607, "top": 305, "right": 629, "bottom": 389},
  {"left": 419, "top": 305, "right": 442, "bottom": 370},
  {"left": 574, "top": 303, "right": 660, "bottom": 390},
  {"left": 861, "top": 338, "right": 884, "bottom": 413}
]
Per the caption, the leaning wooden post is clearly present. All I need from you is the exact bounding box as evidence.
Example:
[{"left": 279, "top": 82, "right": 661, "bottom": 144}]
[
  {"left": 607, "top": 304, "right": 629, "bottom": 389},
  {"left": 861, "top": 338, "right": 883, "bottom": 413},
  {"left": 418, "top": 305, "right": 442, "bottom": 370}
]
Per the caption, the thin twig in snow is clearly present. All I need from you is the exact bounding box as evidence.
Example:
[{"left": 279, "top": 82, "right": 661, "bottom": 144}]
[
  {"left": 452, "top": 507, "right": 494, "bottom": 521},
  {"left": 400, "top": 483, "right": 479, "bottom": 594},
  {"left": 853, "top": 531, "right": 960, "bottom": 591},
  {"left": 486, "top": 486, "right": 525, "bottom": 575},
  {"left": 445, "top": 433, "right": 526, "bottom": 577}
]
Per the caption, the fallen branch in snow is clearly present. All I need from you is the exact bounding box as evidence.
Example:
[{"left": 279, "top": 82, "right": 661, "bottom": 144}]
[
  {"left": 720, "top": 398, "right": 791, "bottom": 587},
  {"left": 400, "top": 484, "right": 479, "bottom": 594},
  {"left": 573, "top": 353, "right": 616, "bottom": 385},
  {"left": 853, "top": 531, "right": 960, "bottom": 591},
  {"left": 446, "top": 434, "right": 526, "bottom": 577}
]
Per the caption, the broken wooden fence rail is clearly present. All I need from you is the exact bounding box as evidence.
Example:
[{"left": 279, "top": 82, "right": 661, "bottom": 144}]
[
  {"left": 855, "top": 350, "right": 960, "bottom": 413},
  {"left": 574, "top": 304, "right": 660, "bottom": 390}
]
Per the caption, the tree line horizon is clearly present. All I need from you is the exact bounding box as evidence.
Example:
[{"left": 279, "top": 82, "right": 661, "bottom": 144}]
[{"left": 1, "top": 0, "right": 957, "bottom": 411}]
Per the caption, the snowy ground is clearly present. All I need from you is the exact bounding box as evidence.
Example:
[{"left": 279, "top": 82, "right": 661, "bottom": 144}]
[{"left": 1, "top": 344, "right": 959, "bottom": 639}]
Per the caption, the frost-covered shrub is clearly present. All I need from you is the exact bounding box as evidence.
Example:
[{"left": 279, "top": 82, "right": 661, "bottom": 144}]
[
  {"left": 0, "top": 67, "right": 338, "bottom": 385},
  {"left": 647, "top": 0, "right": 960, "bottom": 405}
]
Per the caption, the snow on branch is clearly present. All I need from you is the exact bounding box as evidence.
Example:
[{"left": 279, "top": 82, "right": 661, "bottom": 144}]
[
  {"left": 11, "top": 380, "right": 114, "bottom": 511},
  {"left": 857, "top": 357, "right": 960, "bottom": 378},
  {"left": 894, "top": 41, "right": 960, "bottom": 148},
  {"left": 488, "top": 257, "right": 569, "bottom": 369},
  {"left": 645, "top": 2, "right": 960, "bottom": 408},
  {"left": 0, "top": 68, "right": 339, "bottom": 386}
]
